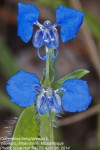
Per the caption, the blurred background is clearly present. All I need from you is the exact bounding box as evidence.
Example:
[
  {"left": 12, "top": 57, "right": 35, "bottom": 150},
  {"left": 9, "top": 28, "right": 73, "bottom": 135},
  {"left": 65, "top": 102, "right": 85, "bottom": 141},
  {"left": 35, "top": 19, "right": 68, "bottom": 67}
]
[{"left": 0, "top": 0, "right": 100, "bottom": 149}]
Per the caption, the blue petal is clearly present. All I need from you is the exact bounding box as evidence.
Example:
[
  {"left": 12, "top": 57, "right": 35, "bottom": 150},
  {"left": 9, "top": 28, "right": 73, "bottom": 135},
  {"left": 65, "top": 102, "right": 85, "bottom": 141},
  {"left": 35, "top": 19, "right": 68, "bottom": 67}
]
[
  {"left": 56, "top": 5, "right": 84, "bottom": 42},
  {"left": 36, "top": 93, "right": 48, "bottom": 115},
  {"left": 61, "top": 78, "right": 92, "bottom": 112},
  {"left": 45, "top": 29, "right": 59, "bottom": 49},
  {"left": 32, "top": 29, "right": 44, "bottom": 48},
  {"left": 51, "top": 94, "right": 62, "bottom": 114},
  {"left": 17, "top": 3, "right": 39, "bottom": 43},
  {"left": 36, "top": 92, "right": 61, "bottom": 115},
  {"left": 6, "top": 70, "right": 40, "bottom": 107}
]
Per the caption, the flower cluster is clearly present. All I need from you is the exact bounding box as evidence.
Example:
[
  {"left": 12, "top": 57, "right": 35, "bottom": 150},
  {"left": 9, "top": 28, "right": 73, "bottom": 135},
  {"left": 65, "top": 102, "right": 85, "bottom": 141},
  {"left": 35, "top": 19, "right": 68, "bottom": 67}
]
[
  {"left": 17, "top": 3, "right": 84, "bottom": 60},
  {"left": 6, "top": 3, "right": 92, "bottom": 116},
  {"left": 6, "top": 70, "right": 92, "bottom": 114}
]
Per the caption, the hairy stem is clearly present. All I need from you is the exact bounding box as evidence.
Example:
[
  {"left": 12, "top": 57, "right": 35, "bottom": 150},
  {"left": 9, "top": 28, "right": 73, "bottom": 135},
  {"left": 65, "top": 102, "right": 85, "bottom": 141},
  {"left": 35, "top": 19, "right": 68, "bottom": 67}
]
[
  {"left": 46, "top": 47, "right": 50, "bottom": 81},
  {"left": 39, "top": 47, "right": 54, "bottom": 149},
  {"left": 45, "top": 47, "right": 54, "bottom": 143},
  {"left": 45, "top": 47, "right": 51, "bottom": 87},
  {"left": 50, "top": 112, "right": 54, "bottom": 142}
]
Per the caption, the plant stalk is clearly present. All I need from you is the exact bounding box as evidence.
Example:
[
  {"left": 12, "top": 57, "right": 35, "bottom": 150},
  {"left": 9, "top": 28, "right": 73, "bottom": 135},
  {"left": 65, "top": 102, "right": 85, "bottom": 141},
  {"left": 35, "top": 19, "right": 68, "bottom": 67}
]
[
  {"left": 45, "top": 47, "right": 50, "bottom": 85},
  {"left": 45, "top": 47, "right": 54, "bottom": 143}
]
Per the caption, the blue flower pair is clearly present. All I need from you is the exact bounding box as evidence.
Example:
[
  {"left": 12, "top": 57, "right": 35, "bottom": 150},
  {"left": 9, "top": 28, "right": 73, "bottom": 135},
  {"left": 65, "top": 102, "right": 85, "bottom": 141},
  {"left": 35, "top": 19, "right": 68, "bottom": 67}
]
[
  {"left": 6, "top": 4, "right": 92, "bottom": 115},
  {"left": 18, "top": 3, "right": 84, "bottom": 60},
  {"left": 6, "top": 70, "right": 92, "bottom": 114}
]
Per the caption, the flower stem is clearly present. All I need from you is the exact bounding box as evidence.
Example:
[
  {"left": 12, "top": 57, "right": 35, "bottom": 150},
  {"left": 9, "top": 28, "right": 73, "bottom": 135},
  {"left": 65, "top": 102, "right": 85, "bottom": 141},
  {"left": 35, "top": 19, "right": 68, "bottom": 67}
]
[
  {"left": 45, "top": 47, "right": 51, "bottom": 87},
  {"left": 39, "top": 47, "right": 55, "bottom": 150},
  {"left": 46, "top": 47, "right": 49, "bottom": 79},
  {"left": 45, "top": 47, "right": 54, "bottom": 142},
  {"left": 50, "top": 112, "right": 54, "bottom": 142}
]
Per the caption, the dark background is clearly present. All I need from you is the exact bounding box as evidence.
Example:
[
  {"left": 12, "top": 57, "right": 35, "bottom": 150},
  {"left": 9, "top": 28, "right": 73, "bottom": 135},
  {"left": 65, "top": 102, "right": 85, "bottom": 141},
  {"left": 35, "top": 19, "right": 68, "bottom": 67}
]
[{"left": 0, "top": 0, "right": 100, "bottom": 149}]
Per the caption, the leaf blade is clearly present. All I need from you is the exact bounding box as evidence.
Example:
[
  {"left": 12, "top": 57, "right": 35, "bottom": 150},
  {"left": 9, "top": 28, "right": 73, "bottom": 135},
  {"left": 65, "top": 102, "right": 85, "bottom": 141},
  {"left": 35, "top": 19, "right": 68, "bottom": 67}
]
[
  {"left": 10, "top": 105, "right": 40, "bottom": 150},
  {"left": 53, "top": 69, "right": 89, "bottom": 89}
]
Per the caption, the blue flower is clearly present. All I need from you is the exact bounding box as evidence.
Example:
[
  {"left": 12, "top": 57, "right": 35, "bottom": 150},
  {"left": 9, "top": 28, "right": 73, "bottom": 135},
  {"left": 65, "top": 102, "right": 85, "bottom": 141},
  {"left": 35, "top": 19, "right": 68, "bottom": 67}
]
[
  {"left": 17, "top": 3, "right": 84, "bottom": 60},
  {"left": 6, "top": 70, "right": 92, "bottom": 114}
]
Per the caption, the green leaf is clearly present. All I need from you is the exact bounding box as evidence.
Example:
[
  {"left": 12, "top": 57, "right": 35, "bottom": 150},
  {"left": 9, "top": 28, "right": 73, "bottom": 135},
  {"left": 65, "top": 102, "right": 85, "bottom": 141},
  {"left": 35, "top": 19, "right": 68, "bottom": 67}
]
[
  {"left": 10, "top": 105, "right": 40, "bottom": 150},
  {"left": 53, "top": 69, "right": 89, "bottom": 89}
]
